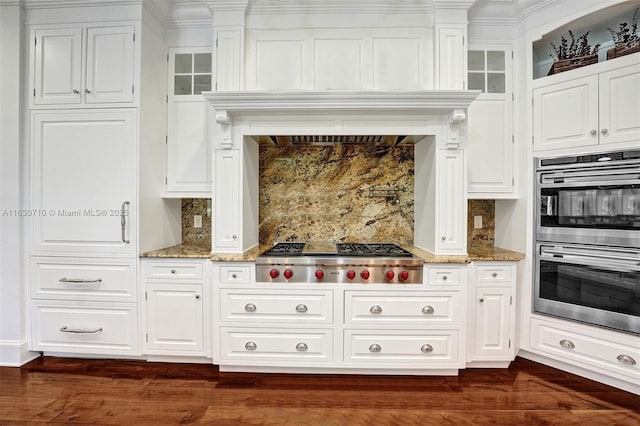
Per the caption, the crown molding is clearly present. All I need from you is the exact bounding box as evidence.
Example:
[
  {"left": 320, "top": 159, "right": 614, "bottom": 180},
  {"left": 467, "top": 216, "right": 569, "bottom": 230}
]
[
  {"left": 244, "top": 0, "right": 432, "bottom": 15},
  {"left": 0, "top": 0, "right": 24, "bottom": 6},
  {"left": 23, "top": 0, "right": 141, "bottom": 8}
]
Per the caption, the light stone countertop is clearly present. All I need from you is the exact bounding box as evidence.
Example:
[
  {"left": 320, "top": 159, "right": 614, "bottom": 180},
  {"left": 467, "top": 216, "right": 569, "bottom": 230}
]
[{"left": 142, "top": 244, "right": 525, "bottom": 263}]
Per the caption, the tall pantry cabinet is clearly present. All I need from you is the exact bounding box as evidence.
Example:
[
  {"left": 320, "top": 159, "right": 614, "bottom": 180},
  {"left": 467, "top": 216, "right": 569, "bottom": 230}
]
[{"left": 26, "top": 3, "right": 170, "bottom": 356}]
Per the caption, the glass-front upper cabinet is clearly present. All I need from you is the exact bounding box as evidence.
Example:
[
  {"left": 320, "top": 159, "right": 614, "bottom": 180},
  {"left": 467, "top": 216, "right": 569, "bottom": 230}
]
[
  {"left": 166, "top": 47, "right": 213, "bottom": 196},
  {"left": 171, "top": 51, "right": 212, "bottom": 95},
  {"left": 466, "top": 45, "right": 515, "bottom": 198},
  {"left": 468, "top": 50, "right": 506, "bottom": 94}
]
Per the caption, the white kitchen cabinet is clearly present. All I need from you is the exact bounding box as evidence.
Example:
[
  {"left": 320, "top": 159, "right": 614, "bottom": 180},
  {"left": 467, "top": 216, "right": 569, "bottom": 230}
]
[
  {"left": 466, "top": 46, "right": 514, "bottom": 198},
  {"left": 30, "top": 109, "right": 137, "bottom": 257},
  {"left": 142, "top": 259, "right": 209, "bottom": 357},
  {"left": 32, "top": 25, "right": 135, "bottom": 106},
  {"left": 436, "top": 149, "right": 465, "bottom": 253},
  {"left": 165, "top": 48, "right": 212, "bottom": 195},
  {"left": 530, "top": 318, "right": 640, "bottom": 385},
  {"left": 467, "top": 262, "right": 517, "bottom": 366},
  {"left": 214, "top": 150, "right": 240, "bottom": 250},
  {"left": 533, "top": 57, "right": 640, "bottom": 151}
]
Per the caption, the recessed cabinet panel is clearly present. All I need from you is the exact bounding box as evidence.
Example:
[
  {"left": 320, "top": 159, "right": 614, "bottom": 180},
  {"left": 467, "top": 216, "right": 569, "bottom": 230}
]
[
  {"left": 314, "top": 39, "right": 362, "bottom": 90},
  {"left": 436, "top": 150, "right": 465, "bottom": 252},
  {"left": 214, "top": 150, "right": 240, "bottom": 249},
  {"left": 146, "top": 283, "right": 204, "bottom": 354},
  {"left": 256, "top": 40, "right": 303, "bottom": 90},
  {"left": 373, "top": 38, "right": 422, "bottom": 90},
  {"left": 599, "top": 64, "right": 640, "bottom": 145},
  {"left": 33, "top": 28, "right": 82, "bottom": 105},
  {"left": 468, "top": 100, "right": 513, "bottom": 194},
  {"left": 166, "top": 100, "right": 210, "bottom": 192},
  {"left": 533, "top": 76, "right": 599, "bottom": 151},
  {"left": 85, "top": 26, "right": 135, "bottom": 104},
  {"left": 473, "top": 287, "right": 511, "bottom": 358},
  {"left": 30, "top": 110, "right": 136, "bottom": 256}
]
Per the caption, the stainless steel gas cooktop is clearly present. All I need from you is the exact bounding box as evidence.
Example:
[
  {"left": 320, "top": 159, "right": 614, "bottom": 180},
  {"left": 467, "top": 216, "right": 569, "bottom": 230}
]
[{"left": 256, "top": 242, "right": 423, "bottom": 284}]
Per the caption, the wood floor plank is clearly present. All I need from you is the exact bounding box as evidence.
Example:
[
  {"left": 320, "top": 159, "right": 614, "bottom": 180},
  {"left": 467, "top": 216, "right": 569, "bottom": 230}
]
[{"left": 0, "top": 356, "right": 638, "bottom": 425}]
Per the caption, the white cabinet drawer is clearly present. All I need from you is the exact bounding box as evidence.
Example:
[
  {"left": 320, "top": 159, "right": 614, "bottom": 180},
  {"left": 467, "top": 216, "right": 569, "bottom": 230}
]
[
  {"left": 531, "top": 319, "right": 640, "bottom": 378},
  {"left": 31, "top": 300, "right": 138, "bottom": 355},
  {"left": 220, "top": 265, "right": 252, "bottom": 284},
  {"left": 345, "top": 292, "right": 459, "bottom": 325},
  {"left": 220, "top": 290, "right": 333, "bottom": 324},
  {"left": 144, "top": 261, "right": 203, "bottom": 280},
  {"left": 31, "top": 257, "right": 136, "bottom": 302},
  {"left": 474, "top": 264, "right": 513, "bottom": 283},
  {"left": 344, "top": 330, "right": 459, "bottom": 366},
  {"left": 220, "top": 327, "right": 333, "bottom": 362},
  {"left": 426, "top": 266, "right": 464, "bottom": 287}
]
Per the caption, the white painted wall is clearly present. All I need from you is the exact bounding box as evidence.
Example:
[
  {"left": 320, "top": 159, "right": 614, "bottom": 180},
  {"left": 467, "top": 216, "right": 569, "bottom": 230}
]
[{"left": 0, "top": 2, "right": 39, "bottom": 366}]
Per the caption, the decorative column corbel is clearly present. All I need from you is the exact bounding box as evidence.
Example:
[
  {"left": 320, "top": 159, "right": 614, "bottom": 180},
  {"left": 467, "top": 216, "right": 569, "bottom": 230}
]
[
  {"left": 215, "top": 110, "right": 233, "bottom": 149},
  {"left": 446, "top": 109, "right": 466, "bottom": 149}
]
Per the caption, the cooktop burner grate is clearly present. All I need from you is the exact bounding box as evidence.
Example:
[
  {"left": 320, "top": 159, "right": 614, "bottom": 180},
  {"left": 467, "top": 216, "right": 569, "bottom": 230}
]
[{"left": 336, "top": 243, "right": 413, "bottom": 257}]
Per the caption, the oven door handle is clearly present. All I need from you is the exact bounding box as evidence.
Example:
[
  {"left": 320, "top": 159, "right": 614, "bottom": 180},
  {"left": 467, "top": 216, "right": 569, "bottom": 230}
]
[{"left": 539, "top": 249, "right": 640, "bottom": 272}]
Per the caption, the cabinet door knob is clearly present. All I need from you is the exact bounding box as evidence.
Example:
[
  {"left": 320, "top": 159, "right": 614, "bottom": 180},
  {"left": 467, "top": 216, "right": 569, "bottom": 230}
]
[
  {"left": 422, "top": 305, "right": 434, "bottom": 314},
  {"left": 369, "top": 305, "right": 382, "bottom": 314},
  {"left": 231, "top": 273, "right": 237, "bottom": 278},
  {"left": 559, "top": 339, "right": 575, "bottom": 350},
  {"left": 295, "top": 304, "right": 308, "bottom": 313},
  {"left": 244, "top": 303, "right": 257, "bottom": 312},
  {"left": 601, "top": 128, "right": 608, "bottom": 134},
  {"left": 369, "top": 343, "right": 382, "bottom": 353},
  {"left": 442, "top": 275, "right": 448, "bottom": 281},
  {"left": 84, "top": 88, "right": 91, "bottom": 94},
  {"left": 170, "top": 269, "right": 176, "bottom": 274},
  {"left": 421, "top": 344, "right": 433, "bottom": 353},
  {"left": 296, "top": 342, "right": 308, "bottom": 352},
  {"left": 72, "top": 89, "right": 80, "bottom": 94},
  {"left": 590, "top": 129, "right": 597, "bottom": 135},
  {"left": 616, "top": 354, "right": 636, "bottom": 366},
  {"left": 441, "top": 236, "right": 446, "bottom": 241},
  {"left": 232, "top": 234, "right": 237, "bottom": 240},
  {"left": 195, "top": 294, "right": 200, "bottom": 300},
  {"left": 244, "top": 341, "right": 257, "bottom": 351},
  {"left": 479, "top": 298, "right": 485, "bottom": 303}
]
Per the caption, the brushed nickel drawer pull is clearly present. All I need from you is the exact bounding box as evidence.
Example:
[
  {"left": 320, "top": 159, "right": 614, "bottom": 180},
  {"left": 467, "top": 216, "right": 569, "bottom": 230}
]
[
  {"left": 559, "top": 339, "right": 575, "bottom": 350},
  {"left": 295, "top": 304, "right": 308, "bottom": 313},
  {"left": 244, "top": 341, "right": 257, "bottom": 351},
  {"left": 422, "top": 305, "right": 434, "bottom": 314},
  {"left": 492, "top": 272, "right": 498, "bottom": 277},
  {"left": 369, "top": 305, "right": 382, "bottom": 314},
  {"left": 369, "top": 343, "right": 382, "bottom": 353},
  {"left": 231, "top": 273, "right": 238, "bottom": 278},
  {"left": 244, "top": 303, "right": 257, "bottom": 312},
  {"left": 59, "top": 326, "right": 103, "bottom": 334},
  {"left": 120, "top": 201, "right": 130, "bottom": 244},
  {"left": 421, "top": 344, "right": 433, "bottom": 353},
  {"left": 617, "top": 354, "right": 636, "bottom": 366},
  {"left": 59, "top": 277, "right": 103, "bottom": 284},
  {"left": 296, "top": 342, "right": 308, "bottom": 352},
  {"left": 442, "top": 275, "right": 448, "bottom": 281}
]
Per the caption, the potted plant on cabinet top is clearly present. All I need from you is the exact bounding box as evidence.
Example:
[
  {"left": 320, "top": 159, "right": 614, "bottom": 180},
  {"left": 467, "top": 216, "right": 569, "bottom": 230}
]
[
  {"left": 548, "top": 30, "right": 600, "bottom": 75},
  {"left": 607, "top": 8, "right": 640, "bottom": 60}
]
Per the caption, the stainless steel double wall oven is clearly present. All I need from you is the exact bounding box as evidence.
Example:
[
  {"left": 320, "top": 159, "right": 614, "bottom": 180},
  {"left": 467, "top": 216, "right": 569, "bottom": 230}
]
[{"left": 534, "top": 149, "right": 640, "bottom": 334}]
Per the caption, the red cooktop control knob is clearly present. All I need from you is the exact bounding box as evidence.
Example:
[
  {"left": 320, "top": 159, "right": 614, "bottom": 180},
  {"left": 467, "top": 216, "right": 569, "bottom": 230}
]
[
  {"left": 283, "top": 269, "right": 294, "bottom": 279},
  {"left": 346, "top": 270, "right": 356, "bottom": 280},
  {"left": 269, "top": 269, "right": 280, "bottom": 279},
  {"left": 315, "top": 270, "right": 325, "bottom": 280},
  {"left": 398, "top": 271, "right": 409, "bottom": 282},
  {"left": 385, "top": 270, "right": 395, "bottom": 280},
  {"left": 360, "top": 270, "right": 370, "bottom": 280}
]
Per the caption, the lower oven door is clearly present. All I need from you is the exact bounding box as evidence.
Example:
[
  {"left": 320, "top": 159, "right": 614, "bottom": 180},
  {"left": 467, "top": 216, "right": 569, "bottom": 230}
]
[{"left": 534, "top": 243, "right": 640, "bottom": 335}]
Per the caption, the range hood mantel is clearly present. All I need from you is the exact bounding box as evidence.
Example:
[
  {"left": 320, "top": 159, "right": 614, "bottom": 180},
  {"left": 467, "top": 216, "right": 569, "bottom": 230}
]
[
  {"left": 203, "top": 90, "right": 480, "bottom": 149},
  {"left": 203, "top": 90, "right": 479, "bottom": 112}
]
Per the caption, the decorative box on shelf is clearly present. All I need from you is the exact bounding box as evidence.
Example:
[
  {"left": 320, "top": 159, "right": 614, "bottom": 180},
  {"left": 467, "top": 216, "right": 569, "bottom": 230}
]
[
  {"left": 547, "top": 54, "right": 598, "bottom": 75},
  {"left": 606, "top": 44, "right": 640, "bottom": 60}
]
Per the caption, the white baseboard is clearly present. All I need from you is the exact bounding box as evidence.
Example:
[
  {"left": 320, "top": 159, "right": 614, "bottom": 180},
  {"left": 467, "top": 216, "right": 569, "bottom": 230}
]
[{"left": 0, "top": 339, "right": 41, "bottom": 366}]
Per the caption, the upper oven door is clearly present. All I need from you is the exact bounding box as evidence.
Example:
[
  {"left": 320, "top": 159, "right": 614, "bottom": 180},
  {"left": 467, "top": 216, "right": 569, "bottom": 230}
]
[{"left": 536, "top": 163, "right": 640, "bottom": 247}]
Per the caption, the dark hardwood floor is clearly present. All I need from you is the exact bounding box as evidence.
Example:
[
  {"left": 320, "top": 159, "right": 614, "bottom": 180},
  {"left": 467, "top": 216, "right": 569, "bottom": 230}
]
[{"left": 0, "top": 356, "right": 639, "bottom": 425}]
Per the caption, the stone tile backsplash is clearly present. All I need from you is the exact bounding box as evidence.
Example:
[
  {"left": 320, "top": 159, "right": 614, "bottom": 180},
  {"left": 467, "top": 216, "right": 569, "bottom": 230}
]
[
  {"left": 181, "top": 198, "right": 212, "bottom": 248},
  {"left": 467, "top": 199, "right": 495, "bottom": 248},
  {"left": 259, "top": 145, "right": 414, "bottom": 245}
]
